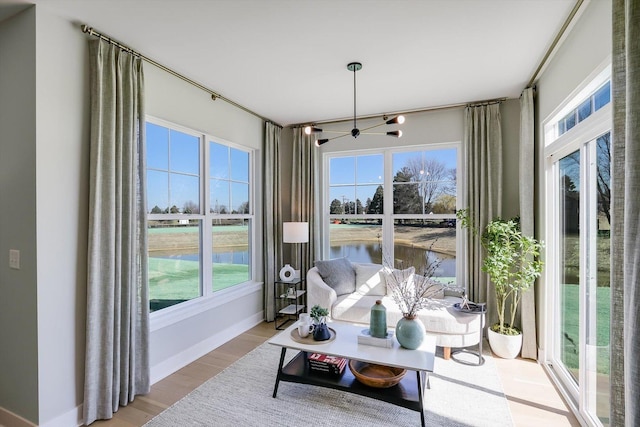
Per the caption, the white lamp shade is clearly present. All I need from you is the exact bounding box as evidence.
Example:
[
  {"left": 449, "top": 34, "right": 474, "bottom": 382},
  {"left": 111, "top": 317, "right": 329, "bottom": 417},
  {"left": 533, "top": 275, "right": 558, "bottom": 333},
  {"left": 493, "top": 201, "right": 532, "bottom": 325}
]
[{"left": 283, "top": 222, "right": 309, "bottom": 243}]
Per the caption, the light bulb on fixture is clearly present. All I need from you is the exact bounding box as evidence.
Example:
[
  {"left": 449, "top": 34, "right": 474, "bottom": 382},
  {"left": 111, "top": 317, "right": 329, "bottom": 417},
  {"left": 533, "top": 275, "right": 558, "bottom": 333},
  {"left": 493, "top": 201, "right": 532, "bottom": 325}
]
[
  {"left": 386, "top": 115, "right": 405, "bottom": 125},
  {"left": 305, "top": 126, "right": 322, "bottom": 135}
]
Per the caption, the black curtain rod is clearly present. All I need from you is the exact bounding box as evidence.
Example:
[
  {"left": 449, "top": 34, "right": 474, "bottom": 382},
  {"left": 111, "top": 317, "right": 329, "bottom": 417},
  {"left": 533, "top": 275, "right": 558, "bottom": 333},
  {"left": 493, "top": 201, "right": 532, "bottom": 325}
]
[{"left": 81, "top": 25, "right": 282, "bottom": 128}]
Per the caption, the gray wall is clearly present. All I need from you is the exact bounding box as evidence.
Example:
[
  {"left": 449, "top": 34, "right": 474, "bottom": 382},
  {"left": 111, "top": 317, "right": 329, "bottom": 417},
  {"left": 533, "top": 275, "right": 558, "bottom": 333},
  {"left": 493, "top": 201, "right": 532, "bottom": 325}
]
[
  {"left": 0, "top": 6, "right": 39, "bottom": 424},
  {"left": 0, "top": 5, "right": 266, "bottom": 426}
]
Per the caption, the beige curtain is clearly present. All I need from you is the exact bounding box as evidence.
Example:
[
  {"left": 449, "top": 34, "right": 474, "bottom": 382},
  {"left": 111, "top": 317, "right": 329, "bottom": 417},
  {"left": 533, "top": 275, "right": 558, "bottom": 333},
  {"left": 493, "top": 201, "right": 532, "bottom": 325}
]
[
  {"left": 464, "top": 103, "right": 502, "bottom": 330},
  {"left": 263, "top": 122, "right": 283, "bottom": 321},
  {"left": 291, "top": 128, "right": 319, "bottom": 280},
  {"left": 611, "top": 1, "right": 640, "bottom": 425},
  {"left": 519, "top": 87, "right": 537, "bottom": 359},
  {"left": 83, "top": 39, "right": 149, "bottom": 425}
]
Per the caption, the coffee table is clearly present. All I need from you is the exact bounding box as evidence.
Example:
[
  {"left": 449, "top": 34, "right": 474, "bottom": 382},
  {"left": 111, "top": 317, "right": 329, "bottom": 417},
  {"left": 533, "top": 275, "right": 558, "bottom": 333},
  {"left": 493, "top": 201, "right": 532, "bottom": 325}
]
[{"left": 268, "top": 321, "right": 436, "bottom": 427}]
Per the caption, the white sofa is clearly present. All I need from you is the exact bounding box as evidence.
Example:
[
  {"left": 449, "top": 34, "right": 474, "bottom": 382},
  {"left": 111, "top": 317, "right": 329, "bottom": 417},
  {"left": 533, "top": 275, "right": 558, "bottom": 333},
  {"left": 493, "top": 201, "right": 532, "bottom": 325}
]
[{"left": 307, "top": 261, "right": 482, "bottom": 359}]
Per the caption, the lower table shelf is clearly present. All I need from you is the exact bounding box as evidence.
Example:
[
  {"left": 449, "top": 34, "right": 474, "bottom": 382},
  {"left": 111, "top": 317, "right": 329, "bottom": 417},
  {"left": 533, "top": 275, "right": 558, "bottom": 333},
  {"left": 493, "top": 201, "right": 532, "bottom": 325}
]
[{"left": 273, "top": 350, "right": 428, "bottom": 417}]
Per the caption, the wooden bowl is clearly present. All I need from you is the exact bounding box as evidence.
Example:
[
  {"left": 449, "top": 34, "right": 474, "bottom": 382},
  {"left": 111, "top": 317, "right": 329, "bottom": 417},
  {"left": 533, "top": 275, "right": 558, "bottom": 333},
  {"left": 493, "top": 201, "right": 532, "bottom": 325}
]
[{"left": 348, "top": 360, "right": 407, "bottom": 388}]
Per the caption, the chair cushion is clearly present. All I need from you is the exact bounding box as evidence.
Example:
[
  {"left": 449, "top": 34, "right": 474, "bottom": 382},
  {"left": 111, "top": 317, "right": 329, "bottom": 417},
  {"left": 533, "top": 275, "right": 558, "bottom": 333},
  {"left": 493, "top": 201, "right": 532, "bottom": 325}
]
[
  {"left": 354, "top": 263, "right": 386, "bottom": 296},
  {"left": 382, "top": 266, "right": 415, "bottom": 296},
  {"left": 314, "top": 257, "right": 355, "bottom": 296}
]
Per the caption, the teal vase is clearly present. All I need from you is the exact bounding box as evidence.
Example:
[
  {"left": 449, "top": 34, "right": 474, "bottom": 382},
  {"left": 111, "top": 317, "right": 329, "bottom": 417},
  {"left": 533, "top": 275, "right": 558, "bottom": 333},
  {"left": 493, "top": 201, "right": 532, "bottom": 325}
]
[
  {"left": 396, "top": 314, "right": 426, "bottom": 350},
  {"left": 369, "top": 300, "right": 387, "bottom": 338}
]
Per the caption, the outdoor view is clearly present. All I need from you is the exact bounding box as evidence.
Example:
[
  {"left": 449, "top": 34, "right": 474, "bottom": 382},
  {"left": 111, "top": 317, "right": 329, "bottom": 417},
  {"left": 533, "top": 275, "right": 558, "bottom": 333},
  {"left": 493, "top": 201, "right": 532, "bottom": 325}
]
[
  {"left": 146, "top": 122, "right": 251, "bottom": 312},
  {"left": 558, "top": 132, "right": 611, "bottom": 424},
  {"left": 328, "top": 148, "right": 458, "bottom": 283}
]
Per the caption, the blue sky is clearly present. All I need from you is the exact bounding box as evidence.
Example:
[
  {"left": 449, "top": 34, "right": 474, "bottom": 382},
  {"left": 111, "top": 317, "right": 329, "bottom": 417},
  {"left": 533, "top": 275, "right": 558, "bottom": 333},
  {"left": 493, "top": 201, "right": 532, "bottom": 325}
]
[
  {"left": 328, "top": 149, "right": 457, "bottom": 206},
  {"left": 146, "top": 122, "right": 249, "bottom": 213}
]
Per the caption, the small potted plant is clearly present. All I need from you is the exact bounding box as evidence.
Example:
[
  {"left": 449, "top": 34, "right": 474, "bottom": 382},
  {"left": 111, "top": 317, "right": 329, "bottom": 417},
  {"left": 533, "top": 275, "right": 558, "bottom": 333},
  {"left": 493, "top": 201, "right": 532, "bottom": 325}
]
[
  {"left": 309, "top": 304, "right": 330, "bottom": 341},
  {"left": 458, "top": 209, "right": 544, "bottom": 358}
]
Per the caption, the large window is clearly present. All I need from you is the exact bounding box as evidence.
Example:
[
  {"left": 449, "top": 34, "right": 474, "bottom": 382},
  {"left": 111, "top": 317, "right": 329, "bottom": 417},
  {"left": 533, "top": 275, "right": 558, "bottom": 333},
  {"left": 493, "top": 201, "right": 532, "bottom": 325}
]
[
  {"left": 325, "top": 146, "right": 460, "bottom": 284},
  {"left": 146, "top": 119, "right": 253, "bottom": 312},
  {"left": 545, "top": 75, "right": 611, "bottom": 427}
]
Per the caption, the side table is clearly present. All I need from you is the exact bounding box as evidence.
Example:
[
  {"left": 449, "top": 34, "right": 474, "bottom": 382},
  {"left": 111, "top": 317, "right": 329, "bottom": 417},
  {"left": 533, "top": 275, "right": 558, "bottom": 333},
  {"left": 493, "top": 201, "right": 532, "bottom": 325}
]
[
  {"left": 274, "top": 278, "right": 306, "bottom": 330},
  {"left": 451, "top": 301, "right": 486, "bottom": 366}
]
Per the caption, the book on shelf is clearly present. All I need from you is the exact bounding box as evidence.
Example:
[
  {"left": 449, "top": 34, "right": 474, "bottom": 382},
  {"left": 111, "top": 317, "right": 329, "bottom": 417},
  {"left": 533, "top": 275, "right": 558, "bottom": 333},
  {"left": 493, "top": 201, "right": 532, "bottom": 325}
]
[
  {"left": 357, "top": 329, "right": 395, "bottom": 348},
  {"left": 307, "top": 353, "right": 347, "bottom": 375}
]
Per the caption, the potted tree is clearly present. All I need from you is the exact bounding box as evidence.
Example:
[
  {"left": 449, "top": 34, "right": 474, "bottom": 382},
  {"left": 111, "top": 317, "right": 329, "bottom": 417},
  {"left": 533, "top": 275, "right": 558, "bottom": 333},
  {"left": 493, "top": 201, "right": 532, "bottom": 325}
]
[{"left": 458, "top": 210, "right": 544, "bottom": 358}]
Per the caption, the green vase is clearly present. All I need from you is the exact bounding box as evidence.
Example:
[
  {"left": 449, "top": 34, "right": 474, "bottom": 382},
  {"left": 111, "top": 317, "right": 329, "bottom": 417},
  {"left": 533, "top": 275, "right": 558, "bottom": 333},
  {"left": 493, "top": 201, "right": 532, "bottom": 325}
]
[
  {"left": 369, "top": 300, "right": 387, "bottom": 338},
  {"left": 396, "top": 314, "right": 426, "bottom": 350}
]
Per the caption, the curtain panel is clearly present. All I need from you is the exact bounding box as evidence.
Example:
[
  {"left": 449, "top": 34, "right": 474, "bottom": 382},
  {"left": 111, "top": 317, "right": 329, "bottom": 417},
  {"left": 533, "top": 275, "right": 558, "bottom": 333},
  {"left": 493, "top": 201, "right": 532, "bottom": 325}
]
[
  {"left": 83, "top": 39, "right": 149, "bottom": 425},
  {"left": 612, "top": 0, "right": 640, "bottom": 425},
  {"left": 291, "top": 128, "right": 319, "bottom": 279},
  {"left": 464, "top": 103, "right": 502, "bottom": 330},
  {"left": 519, "top": 88, "right": 537, "bottom": 360},
  {"left": 263, "top": 122, "right": 283, "bottom": 321}
]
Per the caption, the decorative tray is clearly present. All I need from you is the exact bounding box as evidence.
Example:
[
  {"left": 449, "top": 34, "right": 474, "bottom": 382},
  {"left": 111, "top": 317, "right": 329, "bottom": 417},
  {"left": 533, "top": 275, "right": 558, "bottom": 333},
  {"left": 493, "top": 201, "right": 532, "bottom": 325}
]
[
  {"left": 290, "top": 327, "right": 337, "bottom": 344},
  {"left": 453, "top": 302, "right": 486, "bottom": 314}
]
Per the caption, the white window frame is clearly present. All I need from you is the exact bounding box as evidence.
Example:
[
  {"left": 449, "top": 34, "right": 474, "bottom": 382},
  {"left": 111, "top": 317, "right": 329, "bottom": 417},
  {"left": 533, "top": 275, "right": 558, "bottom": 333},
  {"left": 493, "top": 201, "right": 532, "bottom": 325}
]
[
  {"left": 542, "top": 64, "right": 611, "bottom": 427},
  {"left": 321, "top": 142, "right": 464, "bottom": 284},
  {"left": 146, "top": 116, "right": 260, "bottom": 330}
]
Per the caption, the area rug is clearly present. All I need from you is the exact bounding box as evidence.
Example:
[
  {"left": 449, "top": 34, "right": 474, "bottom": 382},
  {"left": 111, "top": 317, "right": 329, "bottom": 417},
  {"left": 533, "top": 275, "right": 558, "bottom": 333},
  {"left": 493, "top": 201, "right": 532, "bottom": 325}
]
[{"left": 144, "top": 342, "right": 513, "bottom": 427}]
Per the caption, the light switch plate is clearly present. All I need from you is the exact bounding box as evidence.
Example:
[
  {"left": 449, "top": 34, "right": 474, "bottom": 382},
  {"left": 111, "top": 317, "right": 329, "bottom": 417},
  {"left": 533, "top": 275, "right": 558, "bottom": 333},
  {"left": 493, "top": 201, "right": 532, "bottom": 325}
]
[{"left": 9, "top": 249, "right": 20, "bottom": 269}]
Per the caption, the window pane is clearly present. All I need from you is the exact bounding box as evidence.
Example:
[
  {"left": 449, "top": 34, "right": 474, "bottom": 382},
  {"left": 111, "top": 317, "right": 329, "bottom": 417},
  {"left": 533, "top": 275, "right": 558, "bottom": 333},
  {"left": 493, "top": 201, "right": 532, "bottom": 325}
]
[
  {"left": 231, "top": 182, "right": 249, "bottom": 213},
  {"left": 211, "top": 179, "right": 230, "bottom": 213},
  {"left": 212, "top": 219, "right": 250, "bottom": 291},
  {"left": 356, "top": 154, "right": 383, "bottom": 184},
  {"left": 210, "top": 142, "right": 229, "bottom": 179},
  {"left": 577, "top": 98, "right": 592, "bottom": 122},
  {"left": 329, "top": 186, "right": 356, "bottom": 214},
  {"left": 330, "top": 157, "right": 355, "bottom": 185},
  {"left": 147, "top": 123, "right": 169, "bottom": 170},
  {"left": 357, "top": 185, "right": 382, "bottom": 215},
  {"left": 169, "top": 130, "right": 199, "bottom": 175},
  {"left": 148, "top": 220, "right": 201, "bottom": 312},
  {"left": 147, "top": 170, "right": 169, "bottom": 213},
  {"left": 565, "top": 112, "right": 577, "bottom": 132},
  {"left": 594, "top": 81, "right": 611, "bottom": 111},
  {"left": 230, "top": 148, "right": 249, "bottom": 182},
  {"left": 170, "top": 173, "right": 199, "bottom": 213},
  {"left": 364, "top": 185, "right": 383, "bottom": 214},
  {"left": 558, "top": 119, "right": 566, "bottom": 136},
  {"left": 393, "top": 182, "right": 421, "bottom": 214},
  {"left": 594, "top": 133, "right": 611, "bottom": 424},
  {"left": 329, "top": 220, "right": 383, "bottom": 264},
  {"left": 394, "top": 219, "right": 456, "bottom": 284},
  {"left": 559, "top": 149, "right": 580, "bottom": 384}
]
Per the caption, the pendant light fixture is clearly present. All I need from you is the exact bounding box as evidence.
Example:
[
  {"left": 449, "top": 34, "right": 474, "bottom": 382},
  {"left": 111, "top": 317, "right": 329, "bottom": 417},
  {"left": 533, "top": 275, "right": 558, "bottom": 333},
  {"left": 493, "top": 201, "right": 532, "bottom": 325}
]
[{"left": 305, "top": 62, "right": 405, "bottom": 147}]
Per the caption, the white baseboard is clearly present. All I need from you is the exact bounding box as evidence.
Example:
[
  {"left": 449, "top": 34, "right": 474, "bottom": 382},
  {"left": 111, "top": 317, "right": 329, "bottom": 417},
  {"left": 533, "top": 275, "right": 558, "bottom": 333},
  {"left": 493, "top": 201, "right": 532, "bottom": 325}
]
[
  {"left": 0, "top": 407, "right": 36, "bottom": 427},
  {"left": 32, "top": 311, "right": 264, "bottom": 427},
  {"left": 150, "top": 310, "right": 265, "bottom": 384}
]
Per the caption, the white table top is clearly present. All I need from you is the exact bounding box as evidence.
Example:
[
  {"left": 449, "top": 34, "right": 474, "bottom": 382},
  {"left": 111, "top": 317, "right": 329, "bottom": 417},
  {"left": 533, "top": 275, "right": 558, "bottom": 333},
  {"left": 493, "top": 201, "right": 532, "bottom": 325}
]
[{"left": 268, "top": 320, "right": 436, "bottom": 373}]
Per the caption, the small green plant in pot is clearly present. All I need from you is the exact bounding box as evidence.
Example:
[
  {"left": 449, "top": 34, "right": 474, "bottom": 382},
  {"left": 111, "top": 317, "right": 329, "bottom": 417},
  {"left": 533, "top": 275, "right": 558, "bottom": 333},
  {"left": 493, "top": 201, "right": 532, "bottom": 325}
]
[
  {"left": 458, "top": 209, "right": 544, "bottom": 357},
  {"left": 310, "top": 304, "right": 329, "bottom": 324}
]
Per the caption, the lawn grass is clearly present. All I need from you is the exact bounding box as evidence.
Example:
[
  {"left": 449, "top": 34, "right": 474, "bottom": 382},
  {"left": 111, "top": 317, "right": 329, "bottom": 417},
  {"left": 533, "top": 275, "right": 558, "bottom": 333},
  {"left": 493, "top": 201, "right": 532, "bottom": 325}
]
[
  {"left": 148, "top": 257, "right": 250, "bottom": 303},
  {"left": 561, "top": 283, "right": 610, "bottom": 374}
]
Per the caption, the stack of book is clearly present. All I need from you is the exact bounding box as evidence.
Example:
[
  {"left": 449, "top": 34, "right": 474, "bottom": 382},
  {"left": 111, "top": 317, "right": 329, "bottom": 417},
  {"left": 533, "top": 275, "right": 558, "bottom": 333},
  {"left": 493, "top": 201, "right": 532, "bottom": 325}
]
[{"left": 307, "top": 353, "right": 348, "bottom": 376}]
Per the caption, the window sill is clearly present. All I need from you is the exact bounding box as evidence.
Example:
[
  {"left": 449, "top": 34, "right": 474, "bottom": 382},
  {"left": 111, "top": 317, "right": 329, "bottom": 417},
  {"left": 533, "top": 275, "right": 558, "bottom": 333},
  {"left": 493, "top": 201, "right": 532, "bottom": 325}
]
[{"left": 150, "top": 280, "right": 264, "bottom": 332}]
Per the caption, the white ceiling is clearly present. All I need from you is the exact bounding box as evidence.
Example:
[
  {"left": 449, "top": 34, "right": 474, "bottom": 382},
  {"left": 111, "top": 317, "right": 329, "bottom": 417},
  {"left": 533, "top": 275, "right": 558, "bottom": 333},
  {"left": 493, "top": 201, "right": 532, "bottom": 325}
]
[{"left": 1, "top": 0, "right": 577, "bottom": 126}]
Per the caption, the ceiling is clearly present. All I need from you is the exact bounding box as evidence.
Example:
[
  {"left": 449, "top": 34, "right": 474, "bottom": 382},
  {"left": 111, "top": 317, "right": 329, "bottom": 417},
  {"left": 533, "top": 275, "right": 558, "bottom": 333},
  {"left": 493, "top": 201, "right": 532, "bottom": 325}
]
[{"left": 1, "top": 0, "right": 577, "bottom": 126}]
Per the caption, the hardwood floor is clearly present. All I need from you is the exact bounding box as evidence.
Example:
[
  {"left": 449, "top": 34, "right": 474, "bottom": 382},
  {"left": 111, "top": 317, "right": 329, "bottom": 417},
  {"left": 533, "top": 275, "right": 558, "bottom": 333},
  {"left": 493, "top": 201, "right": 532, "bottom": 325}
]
[{"left": 91, "top": 322, "right": 579, "bottom": 427}]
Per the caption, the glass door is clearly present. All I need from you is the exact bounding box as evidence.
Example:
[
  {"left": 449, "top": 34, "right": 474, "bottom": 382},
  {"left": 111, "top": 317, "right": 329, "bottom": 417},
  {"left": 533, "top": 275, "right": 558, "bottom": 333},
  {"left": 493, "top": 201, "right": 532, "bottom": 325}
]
[{"left": 548, "top": 132, "right": 610, "bottom": 426}]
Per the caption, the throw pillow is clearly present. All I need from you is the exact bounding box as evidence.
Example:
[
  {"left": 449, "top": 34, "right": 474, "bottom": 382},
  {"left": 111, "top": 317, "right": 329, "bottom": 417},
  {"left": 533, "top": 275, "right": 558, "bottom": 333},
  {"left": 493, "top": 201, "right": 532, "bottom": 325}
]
[
  {"left": 315, "top": 257, "right": 356, "bottom": 296},
  {"left": 383, "top": 266, "right": 415, "bottom": 296},
  {"left": 354, "top": 263, "right": 386, "bottom": 296}
]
